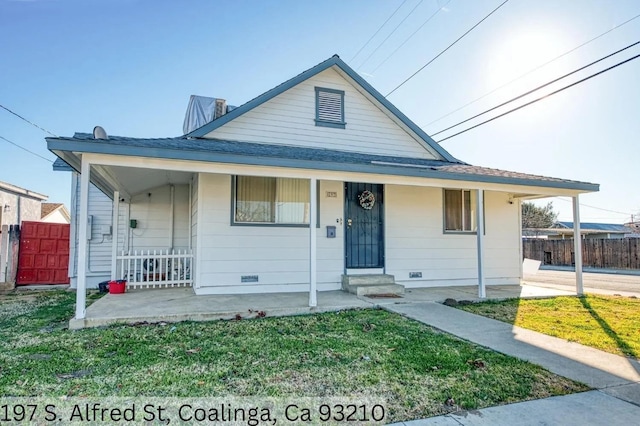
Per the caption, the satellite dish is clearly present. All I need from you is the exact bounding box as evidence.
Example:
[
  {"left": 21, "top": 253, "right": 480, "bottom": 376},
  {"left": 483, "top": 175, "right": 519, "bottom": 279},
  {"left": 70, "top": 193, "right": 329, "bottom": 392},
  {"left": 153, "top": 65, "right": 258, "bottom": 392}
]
[{"left": 93, "top": 126, "right": 108, "bottom": 139}]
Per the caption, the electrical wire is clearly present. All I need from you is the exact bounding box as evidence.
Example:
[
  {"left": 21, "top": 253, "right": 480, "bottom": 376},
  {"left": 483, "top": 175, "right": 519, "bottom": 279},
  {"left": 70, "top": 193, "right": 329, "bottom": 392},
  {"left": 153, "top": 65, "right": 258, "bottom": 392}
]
[
  {"left": 0, "top": 104, "right": 57, "bottom": 137},
  {"left": 386, "top": 0, "right": 510, "bottom": 97},
  {"left": 423, "top": 12, "right": 640, "bottom": 128},
  {"left": 349, "top": 0, "right": 410, "bottom": 63},
  {"left": 370, "top": 0, "right": 452, "bottom": 74},
  {"left": 431, "top": 40, "right": 640, "bottom": 136},
  {"left": 556, "top": 197, "right": 631, "bottom": 216},
  {"left": 357, "top": 0, "right": 425, "bottom": 69},
  {"left": 435, "top": 52, "right": 640, "bottom": 143},
  {"left": 0, "top": 135, "right": 53, "bottom": 163}
]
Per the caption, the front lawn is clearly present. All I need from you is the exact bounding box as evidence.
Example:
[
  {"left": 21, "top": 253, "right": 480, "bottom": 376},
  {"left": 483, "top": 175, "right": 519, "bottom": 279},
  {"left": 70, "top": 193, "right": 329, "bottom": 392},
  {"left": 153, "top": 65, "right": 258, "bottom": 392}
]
[
  {"left": 457, "top": 295, "right": 639, "bottom": 359},
  {"left": 0, "top": 291, "right": 587, "bottom": 422}
]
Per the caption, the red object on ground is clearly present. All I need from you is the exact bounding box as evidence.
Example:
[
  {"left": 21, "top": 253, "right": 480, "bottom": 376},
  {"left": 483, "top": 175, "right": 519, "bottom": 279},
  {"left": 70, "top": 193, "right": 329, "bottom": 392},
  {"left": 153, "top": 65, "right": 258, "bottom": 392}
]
[{"left": 108, "top": 280, "right": 126, "bottom": 294}]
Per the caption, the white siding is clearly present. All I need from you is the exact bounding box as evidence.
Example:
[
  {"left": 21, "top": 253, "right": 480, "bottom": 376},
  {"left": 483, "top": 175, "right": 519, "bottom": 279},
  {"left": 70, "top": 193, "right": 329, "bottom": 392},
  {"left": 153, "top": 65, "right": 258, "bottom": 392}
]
[
  {"left": 128, "top": 184, "right": 190, "bottom": 251},
  {"left": 195, "top": 173, "right": 344, "bottom": 294},
  {"left": 204, "top": 68, "right": 438, "bottom": 159},
  {"left": 69, "top": 174, "right": 114, "bottom": 288},
  {"left": 385, "top": 186, "right": 521, "bottom": 287},
  {"left": 191, "top": 176, "right": 198, "bottom": 252},
  {"left": 195, "top": 176, "right": 521, "bottom": 294}
]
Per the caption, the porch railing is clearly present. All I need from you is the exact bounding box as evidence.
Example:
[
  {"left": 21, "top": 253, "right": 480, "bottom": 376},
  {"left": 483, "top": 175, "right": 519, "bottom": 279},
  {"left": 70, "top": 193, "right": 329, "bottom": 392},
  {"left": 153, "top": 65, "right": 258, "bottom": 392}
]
[{"left": 117, "top": 249, "right": 193, "bottom": 289}]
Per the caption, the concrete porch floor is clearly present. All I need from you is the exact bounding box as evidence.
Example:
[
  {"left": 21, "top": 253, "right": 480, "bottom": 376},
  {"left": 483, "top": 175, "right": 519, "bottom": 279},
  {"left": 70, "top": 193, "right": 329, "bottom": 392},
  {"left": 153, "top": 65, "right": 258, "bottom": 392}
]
[{"left": 70, "top": 284, "right": 575, "bottom": 329}]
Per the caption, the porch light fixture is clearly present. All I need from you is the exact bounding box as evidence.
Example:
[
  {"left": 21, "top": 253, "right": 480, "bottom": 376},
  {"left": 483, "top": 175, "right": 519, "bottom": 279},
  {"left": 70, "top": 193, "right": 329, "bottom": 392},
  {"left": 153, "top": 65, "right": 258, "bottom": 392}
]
[{"left": 3, "top": 205, "right": 10, "bottom": 212}]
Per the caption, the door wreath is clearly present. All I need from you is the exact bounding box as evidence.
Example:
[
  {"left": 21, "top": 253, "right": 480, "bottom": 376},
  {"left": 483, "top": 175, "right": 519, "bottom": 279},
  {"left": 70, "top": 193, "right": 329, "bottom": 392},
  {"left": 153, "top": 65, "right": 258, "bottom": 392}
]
[{"left": 358, "top": 190, "right": 376, "bottom": 210}]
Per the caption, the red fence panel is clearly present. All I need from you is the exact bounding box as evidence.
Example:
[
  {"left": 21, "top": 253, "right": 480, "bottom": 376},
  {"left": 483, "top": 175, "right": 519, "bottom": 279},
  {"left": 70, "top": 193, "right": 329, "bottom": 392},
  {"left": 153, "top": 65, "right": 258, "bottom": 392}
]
[{"left": 17, "top": 221, "right": 70, "bottom": 285}]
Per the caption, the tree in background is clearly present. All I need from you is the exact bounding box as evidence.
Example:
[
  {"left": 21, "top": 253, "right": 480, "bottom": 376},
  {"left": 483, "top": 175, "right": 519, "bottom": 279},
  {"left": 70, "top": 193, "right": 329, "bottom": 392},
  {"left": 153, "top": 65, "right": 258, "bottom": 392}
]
[{"left": 522, "top": 201, "right": 558, "bottom": 231}]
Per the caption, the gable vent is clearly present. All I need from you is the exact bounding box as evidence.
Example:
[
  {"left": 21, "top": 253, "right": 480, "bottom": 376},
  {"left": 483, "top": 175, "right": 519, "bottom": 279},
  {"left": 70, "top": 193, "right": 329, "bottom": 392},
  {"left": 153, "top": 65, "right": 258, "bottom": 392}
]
[
  {"left": 315, "top": 87, "right": 346, "bottom": 129},
  {"left": 318, "top": 91, "right": 342, "bottom": 121}
]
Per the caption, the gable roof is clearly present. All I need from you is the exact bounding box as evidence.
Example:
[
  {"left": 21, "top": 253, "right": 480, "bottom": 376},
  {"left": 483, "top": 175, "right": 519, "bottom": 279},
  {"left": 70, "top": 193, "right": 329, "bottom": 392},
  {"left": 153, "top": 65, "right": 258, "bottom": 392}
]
[
  {"left": 185, "top": 55, "right": 461, "bottom": 163},
  {"left": 47, "top": 133, "right": 599, "bottom": 192},
  {"left": 41, "top": 202, "right": 62, "bottom": 218}
]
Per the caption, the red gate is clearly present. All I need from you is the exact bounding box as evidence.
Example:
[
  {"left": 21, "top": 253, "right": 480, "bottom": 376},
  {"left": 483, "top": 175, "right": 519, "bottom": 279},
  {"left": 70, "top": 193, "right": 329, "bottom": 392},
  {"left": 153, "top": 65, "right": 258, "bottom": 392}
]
[{"left": 17, "top": 221, "right": 70, "bottom": 285}]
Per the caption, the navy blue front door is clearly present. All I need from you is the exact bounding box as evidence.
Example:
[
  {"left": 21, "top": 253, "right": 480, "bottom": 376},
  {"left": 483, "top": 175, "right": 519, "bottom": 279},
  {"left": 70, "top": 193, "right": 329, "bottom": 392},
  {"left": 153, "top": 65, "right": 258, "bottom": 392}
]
[{"left": 345, "top": 182, "right": 384, "bottom": 268}]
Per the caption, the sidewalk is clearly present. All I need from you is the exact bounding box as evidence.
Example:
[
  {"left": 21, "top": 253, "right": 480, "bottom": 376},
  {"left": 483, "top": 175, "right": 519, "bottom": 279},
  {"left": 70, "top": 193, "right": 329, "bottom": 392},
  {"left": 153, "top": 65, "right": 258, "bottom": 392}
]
[
  {"left": 389, "top": 391, "right": 639, "bottom": 426},
  {"left": 540, "top": 265, "right": 640, "bottom": 276},
  {"left": 384, "top": 302, "right": 640, "bottom": 425}
]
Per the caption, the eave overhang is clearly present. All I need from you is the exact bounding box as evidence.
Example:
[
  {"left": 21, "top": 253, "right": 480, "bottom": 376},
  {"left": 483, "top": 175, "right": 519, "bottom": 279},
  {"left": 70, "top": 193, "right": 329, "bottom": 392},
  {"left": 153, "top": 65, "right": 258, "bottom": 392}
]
[{"left": 47, "top": 137, "right": 600, "bottom": 194}]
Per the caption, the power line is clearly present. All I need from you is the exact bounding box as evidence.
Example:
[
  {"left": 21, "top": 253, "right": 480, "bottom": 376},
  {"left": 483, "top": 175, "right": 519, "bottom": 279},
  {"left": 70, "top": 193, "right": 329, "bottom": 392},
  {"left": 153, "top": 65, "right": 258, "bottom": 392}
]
[
  {"left": 423, "top": 12, "right": 640, "bottom": 128},
  {"left": 370, "top": 0, "right": 452, "bottom": 74},
  {"left": 386, "top": 0, "right": 510, "bottom": 97},
  {"left": 357, "top": 0, "right": 425, "bottom": 69},
  {"left": 556, "top": 197, "right": 631, "bottom": 216},
  {"left": 435, "top": 52, "right": 640, "bottom": 143},
  {"left": 349, "top": 0, "right": 410, "bottom": 63},
  {"left": 0, "top": 104, "right": 57, "bottom": 137},
  {"left": 0, "top": 135, "right": 53, "bottom": 163},
  {"left": 431, "top": 40, "right": 640, "bottom": 136}
]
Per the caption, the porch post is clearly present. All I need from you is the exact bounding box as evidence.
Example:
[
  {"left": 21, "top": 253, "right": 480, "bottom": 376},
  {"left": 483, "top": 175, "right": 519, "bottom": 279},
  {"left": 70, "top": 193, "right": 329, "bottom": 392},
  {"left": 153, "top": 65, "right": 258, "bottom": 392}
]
[
  {"left": 76, "top": 156, "right": 90, "bottom": 320},
  {"left": 476, "top": 189, "right": 486, "bottom": 298},
  {"left": 309, "top": 178, "right": 317, "bottom": 307},
  {"left": 572, "top": 195, "right": 584, "bottom": 295},
  {"left": 110, "top": 191, "right": 120, "bottom": 280}
]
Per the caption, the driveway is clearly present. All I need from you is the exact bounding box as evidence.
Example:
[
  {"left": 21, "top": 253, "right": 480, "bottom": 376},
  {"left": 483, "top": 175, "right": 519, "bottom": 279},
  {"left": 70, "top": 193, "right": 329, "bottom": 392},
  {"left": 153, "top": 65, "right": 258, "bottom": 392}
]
[{"left": 523, "top": 269, "right": 640, "bottom": 296}]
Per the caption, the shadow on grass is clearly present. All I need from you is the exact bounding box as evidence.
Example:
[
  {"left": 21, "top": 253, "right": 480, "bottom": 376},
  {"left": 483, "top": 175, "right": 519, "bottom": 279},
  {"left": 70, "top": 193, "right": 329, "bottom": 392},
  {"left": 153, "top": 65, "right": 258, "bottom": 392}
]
[{"left": 579, "top": 296, "right": 637, "bottom": 359}]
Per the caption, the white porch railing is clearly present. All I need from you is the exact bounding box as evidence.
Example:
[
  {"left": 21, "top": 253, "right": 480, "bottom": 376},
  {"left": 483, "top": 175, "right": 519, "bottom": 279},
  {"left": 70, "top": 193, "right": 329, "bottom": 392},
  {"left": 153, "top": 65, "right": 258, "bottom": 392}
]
[{"left": 117, "top": 249, "right": 193, "bottom": 289}]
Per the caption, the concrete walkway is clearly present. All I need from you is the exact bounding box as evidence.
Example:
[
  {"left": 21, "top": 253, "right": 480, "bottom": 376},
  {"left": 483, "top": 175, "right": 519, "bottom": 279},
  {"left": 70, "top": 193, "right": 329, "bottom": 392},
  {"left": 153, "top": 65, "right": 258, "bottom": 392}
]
[
  {"left": 389, "top": 391, "right": 640, "bottom": 426},
  {"left": 73, "top": 283, "right": 576, "bottom": 329},
  {"left": 384, "top": 302, "right": 640, "bottom": 425}
]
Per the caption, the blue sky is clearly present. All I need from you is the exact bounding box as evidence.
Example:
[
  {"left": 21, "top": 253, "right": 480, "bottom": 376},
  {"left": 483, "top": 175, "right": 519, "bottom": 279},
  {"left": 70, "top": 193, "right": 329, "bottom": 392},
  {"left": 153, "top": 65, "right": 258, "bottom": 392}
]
[{"left": 1, "top": 0, "right": 638, "bottom": 224}]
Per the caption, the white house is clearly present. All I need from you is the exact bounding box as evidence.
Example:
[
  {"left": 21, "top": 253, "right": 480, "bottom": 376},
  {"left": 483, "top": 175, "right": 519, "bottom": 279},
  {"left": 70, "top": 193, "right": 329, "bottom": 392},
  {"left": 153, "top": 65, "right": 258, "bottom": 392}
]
[
  {"left": 48, "top": 55, "right": 598, "bottom": 322},
  {"left": 40, "top": 203, "right": 71, "bottom": 224}
]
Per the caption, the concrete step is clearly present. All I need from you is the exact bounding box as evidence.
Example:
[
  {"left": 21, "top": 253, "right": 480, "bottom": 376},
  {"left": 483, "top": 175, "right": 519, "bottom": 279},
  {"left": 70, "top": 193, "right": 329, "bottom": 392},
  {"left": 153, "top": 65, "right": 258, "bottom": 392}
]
[
  {"left": 342, "top": 274, "right": 396, "bottom": 286},
  {"left": 345, "top": 283, "right": 405, "bottom": 296},
  {"left": 341, "top": 274, "right": 404, "bottom": 296}
]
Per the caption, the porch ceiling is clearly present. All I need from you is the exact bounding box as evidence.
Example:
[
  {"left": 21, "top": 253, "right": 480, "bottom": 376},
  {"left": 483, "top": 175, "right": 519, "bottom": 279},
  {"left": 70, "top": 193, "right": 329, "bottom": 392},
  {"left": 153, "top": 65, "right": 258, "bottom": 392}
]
[{"left": 103, "top": 166, "right": 193, "bottom": 196}]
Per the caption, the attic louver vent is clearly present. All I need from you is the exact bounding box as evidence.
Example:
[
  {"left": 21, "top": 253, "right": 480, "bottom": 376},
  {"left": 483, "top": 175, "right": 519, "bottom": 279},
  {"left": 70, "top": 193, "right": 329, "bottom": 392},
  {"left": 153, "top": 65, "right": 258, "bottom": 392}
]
[{"left": 315, "top": 87, "right": 346, "bottom": 129}]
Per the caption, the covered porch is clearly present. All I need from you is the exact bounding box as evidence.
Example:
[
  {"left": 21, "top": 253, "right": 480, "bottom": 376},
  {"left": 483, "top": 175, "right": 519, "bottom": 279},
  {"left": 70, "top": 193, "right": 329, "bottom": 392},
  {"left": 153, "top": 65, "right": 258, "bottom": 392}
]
[
  {"left": 49, "top": 139, "right": 595, "bottom": 325},
  {"left": 69, "top": 283, "right": 576, "bottom": 329}
]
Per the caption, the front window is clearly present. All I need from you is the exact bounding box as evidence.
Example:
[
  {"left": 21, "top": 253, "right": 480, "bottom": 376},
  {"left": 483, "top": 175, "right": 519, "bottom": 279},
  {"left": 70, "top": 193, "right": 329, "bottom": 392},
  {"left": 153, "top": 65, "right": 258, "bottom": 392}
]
[
  {"left": 444, "top": 189, "right": 477, "bottom": 232},
  {"left": 235, "top": 176, "right": 310, "bottom": 224}
]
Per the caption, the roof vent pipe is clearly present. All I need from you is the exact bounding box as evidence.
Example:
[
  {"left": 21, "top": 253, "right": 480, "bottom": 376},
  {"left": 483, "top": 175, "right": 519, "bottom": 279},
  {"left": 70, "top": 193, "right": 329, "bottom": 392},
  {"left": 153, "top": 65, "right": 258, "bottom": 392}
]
[{"left": 214, "top": 98, "right": 227, "bottom": 120}]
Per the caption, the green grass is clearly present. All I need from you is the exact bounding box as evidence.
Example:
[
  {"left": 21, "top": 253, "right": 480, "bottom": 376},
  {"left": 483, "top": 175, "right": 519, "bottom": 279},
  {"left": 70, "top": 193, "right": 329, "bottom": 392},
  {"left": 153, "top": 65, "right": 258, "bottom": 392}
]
[
  {"left": 457, "top": 295, "right": 640, "bottom": 359},
  {"left": 0, "top": 291, "right": 587, "bottom": 421}
]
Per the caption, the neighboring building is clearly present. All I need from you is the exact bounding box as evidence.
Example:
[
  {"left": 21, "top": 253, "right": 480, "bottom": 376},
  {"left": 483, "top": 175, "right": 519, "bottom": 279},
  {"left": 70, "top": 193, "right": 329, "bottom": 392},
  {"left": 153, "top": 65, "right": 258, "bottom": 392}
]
[
  {"left": 41, "top": 203, "right": 71, "bottom": 224},
  {"left": 548, "top": 221, "right": 633, "bottom": 239},
  {"left": 0, "top": 180, "right": 47, "bottom": 227},
  {"left": 47, "top": 55, "right": 599, "bottom": 322}
]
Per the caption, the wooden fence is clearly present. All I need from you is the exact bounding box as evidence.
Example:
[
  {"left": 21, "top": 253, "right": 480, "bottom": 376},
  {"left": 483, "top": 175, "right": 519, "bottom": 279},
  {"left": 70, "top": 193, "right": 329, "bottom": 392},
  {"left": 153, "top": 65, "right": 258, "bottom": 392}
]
[
  {"left": 523, "top": 238, "right": 640, "bottom": 270},
  {"left": 1, "top": 224, "right": 20, "bottom": 284}
]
